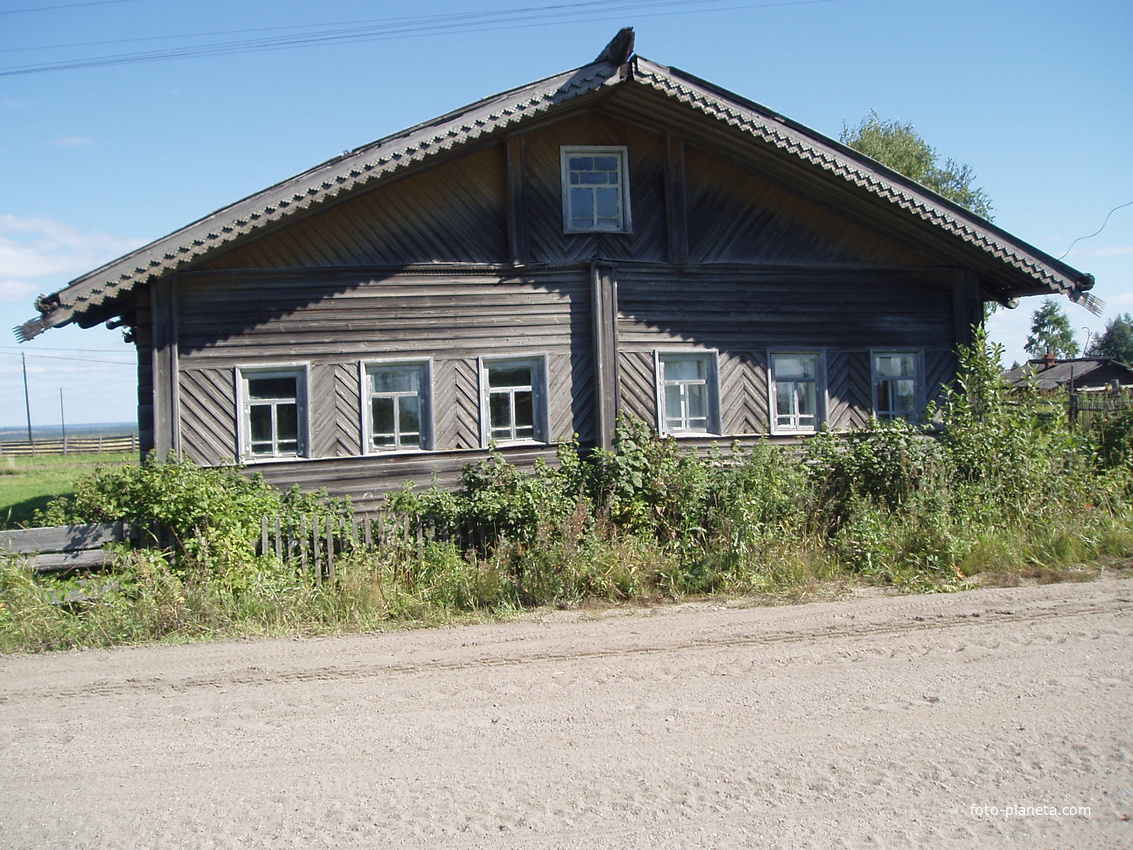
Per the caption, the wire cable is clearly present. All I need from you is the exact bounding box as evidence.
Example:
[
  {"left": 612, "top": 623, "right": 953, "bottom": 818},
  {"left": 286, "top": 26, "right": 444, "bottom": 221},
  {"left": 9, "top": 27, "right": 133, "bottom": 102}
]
[
  {"left": 0, "top": 0, "right": 842, "bottom": 76},
  {"left": 1059, "top": 199, "right": 1133, "bottom": 260}
]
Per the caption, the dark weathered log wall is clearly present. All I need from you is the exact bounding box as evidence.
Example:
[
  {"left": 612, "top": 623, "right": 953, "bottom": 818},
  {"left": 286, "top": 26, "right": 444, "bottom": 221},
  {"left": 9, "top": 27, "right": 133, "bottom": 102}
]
[
  {"left": 614, "top": 265, "right": 958, "bottom": 432},
  {"left": 137, "top": 99, "right": 975, "bottom": 503},
  {"left": 198, "top": 146, "right": 510, "bottom": 270},
  {"left": 173, "top": 269, "right": 593, "bottom": 468}
]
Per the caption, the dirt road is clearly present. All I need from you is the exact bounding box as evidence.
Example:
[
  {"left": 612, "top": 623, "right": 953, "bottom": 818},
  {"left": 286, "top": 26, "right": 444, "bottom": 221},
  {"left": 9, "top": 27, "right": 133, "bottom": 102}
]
[{"left": 2, "top": 578, "right": 1132, "bottom": 848}]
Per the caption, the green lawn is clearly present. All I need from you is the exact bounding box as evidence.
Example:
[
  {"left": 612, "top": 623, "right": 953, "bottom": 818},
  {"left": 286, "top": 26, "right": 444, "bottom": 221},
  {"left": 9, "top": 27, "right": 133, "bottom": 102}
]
[{"left": 0, "top": 453, "right": 137, "bottom": 529}]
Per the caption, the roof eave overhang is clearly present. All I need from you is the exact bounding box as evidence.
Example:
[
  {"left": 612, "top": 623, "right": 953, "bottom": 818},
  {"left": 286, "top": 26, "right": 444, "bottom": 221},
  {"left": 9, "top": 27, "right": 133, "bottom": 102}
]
[{"left": 18, "top": 48, "right": 1096, "bottom": 341}]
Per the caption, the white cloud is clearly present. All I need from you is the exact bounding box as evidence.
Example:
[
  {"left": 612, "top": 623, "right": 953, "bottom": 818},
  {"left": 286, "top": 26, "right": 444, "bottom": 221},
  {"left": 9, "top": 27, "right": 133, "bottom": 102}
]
[
  {"left": 1066, "top": 244, "right": 1133, "bottom": 260},
  {"left": 0, "top": 215, "right": 143, "bottom": 305},
  {"left": 48, "top": 136, "right": 92, "bottom": 148}
]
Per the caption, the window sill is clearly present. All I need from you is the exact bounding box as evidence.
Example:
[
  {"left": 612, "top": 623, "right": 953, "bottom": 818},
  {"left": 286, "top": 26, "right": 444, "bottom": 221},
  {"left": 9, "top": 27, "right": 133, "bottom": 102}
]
[{"left": 365, "top": 447, "right": 433, "bottom": 457}]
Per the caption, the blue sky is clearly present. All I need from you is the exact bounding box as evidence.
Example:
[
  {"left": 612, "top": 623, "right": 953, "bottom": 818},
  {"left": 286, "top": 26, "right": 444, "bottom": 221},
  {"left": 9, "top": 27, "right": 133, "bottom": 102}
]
[{"left": 1, "top": 0, "right": 1129, "bottom": 427}]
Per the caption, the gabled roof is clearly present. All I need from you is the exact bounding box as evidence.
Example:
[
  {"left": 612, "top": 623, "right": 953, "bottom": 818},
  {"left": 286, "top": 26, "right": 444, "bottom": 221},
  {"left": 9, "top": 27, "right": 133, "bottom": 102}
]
[
  {"left": 1004, "top": 357, "right": 1133, "bottom": 391},
  {"left": 16, "top": 30, "right": 1097, "bottom": 342}
]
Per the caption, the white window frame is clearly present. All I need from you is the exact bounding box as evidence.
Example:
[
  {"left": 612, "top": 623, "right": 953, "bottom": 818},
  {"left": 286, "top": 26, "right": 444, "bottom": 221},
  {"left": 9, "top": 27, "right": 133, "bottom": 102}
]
[
  {"left": 236, "top": 365, "right": 310, "bottom": 461},
  {"left": 871, "top": 349, "right": 923, "bottom": 422},
  {"left": 655, "top": 350, "right": 721, "bottom": 436},
  {"left": 768, "top": 350, "right": 827, "bottom": 434},
  {"left": 560, "top": 146, "right": 631, "bottom": 234},
  {"left": 360, "top": 359, "right": 433, "bottom": 454},
  {"left": 479, "top": 355, "right": 549, "bottom": 447}
]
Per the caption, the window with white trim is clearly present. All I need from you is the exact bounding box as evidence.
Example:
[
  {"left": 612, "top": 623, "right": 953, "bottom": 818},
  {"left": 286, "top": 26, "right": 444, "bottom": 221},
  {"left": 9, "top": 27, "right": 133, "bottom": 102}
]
[
  {"left": 238, "top": 368, "right": 307, "bottom": 459},
  {"left": 872, "top": 351, "right": 921, "bottom": 421},
  {"left": 365, "top": 362, "right": 431, "bottom": 453},
  {"left": 770, "top": 352, "right": 824, "bottom": 433},
  {"left": 481, "top": 357, "right": 546, "bottom": 445},
  {"left": 561, "top": 146, "right": 631, "bottom": 233},
  {"left": 657, "top": 351, "right": 719, "bottom": 435}
]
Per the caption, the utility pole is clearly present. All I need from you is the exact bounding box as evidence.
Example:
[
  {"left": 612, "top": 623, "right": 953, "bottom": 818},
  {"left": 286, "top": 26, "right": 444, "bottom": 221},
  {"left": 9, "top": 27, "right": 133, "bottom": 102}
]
[
  {"left": 22, "top": 352, "right": 34, "bottom": 448},
  {"left": 60, "top": 388, "right": 67, "bottom": 454}
]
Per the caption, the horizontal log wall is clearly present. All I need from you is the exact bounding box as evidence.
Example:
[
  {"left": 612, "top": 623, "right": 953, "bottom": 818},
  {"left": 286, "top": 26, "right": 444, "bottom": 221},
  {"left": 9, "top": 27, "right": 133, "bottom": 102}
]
[
  {"left": 615, "top": 265, "right": 958, "bottom": 435},
  {"left": 174, "top": 269, "right": 593, "bottom": 467}
]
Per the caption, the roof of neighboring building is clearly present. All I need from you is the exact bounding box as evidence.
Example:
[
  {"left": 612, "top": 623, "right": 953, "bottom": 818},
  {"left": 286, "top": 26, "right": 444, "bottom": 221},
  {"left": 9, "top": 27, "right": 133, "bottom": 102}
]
[
  {"left": 1003, "top": 357, "right": 1133, "bottom": 391},
  {"left": 16, "top": 29, "right": 1098, "bottom": 342}
]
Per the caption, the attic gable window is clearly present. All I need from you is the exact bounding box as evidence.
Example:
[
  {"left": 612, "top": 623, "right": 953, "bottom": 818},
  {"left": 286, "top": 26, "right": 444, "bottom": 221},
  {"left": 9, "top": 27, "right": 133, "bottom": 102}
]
[{"left": 561, "top": 146, "right": 631, "bottom": 233}]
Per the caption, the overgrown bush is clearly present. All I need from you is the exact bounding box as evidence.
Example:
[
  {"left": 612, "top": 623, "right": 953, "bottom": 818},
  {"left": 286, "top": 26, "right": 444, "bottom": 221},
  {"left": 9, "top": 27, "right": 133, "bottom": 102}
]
[
  {"left": 34, "top": 457, "right": 348, "bottom": 580},
  {"left": 6, "top": 328, "right": 1133, "bottom": 653}
]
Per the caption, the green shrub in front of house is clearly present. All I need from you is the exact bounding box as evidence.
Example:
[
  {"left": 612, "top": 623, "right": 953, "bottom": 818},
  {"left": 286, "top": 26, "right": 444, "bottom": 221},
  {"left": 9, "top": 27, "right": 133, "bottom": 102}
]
[{"left": 4, "top": 328, "right": 1133, "bottom": 651}]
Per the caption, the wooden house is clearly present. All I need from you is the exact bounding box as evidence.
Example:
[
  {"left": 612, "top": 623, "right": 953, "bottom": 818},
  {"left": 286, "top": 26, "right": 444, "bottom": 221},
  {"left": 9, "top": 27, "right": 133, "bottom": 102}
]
[
  {"left": 1004, "top": 357, "right": 1133, "bottom": 392},
  {"left": 16, "top": 30, "right": 1097, "bottom": 511}
]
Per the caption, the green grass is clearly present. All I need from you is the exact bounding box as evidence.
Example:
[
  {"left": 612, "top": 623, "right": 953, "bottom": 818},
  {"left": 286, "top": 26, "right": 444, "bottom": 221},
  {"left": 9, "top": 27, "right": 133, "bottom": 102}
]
[{"left": 0, "top": 453, "right": 137, "bottom": 529}]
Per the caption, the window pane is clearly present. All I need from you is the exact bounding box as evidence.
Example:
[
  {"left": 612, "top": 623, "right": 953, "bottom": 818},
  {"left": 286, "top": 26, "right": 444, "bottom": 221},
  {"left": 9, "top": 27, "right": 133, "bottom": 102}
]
[
  {"left": 665, "top": 356, "right": 706, "bottom": 382},
  {"left": 797, "top": 382, "right": 816, "bottom": 417},
  {"left": 372, "top": 368, "right": 419, "bottom": 394},
  {"left": 776, "top": 383, "right": 793, "bottom": 419},
  {"left": 569, "top": 156, "right": 592, "bottom": 172},
  {"left": 489, "top": 364, "right": 532, "bottom": 389},
  {"left": 570, "top": 187, "right": 593, "bottom": 226},
  {"left": 687, "top": 383, "right": 707, "bottom": 419},
  {"left": 876, "top": 353, "right": 915, "bottom": 378},
  {"left": 513, "top": 390, "right": 533, "bottom": 437},
  {"left": 489, "top": 391, "right": 512, "bottom": 433},
  {"left": 593, "top": 156, "right": 618, "bottom": 172},
  {"left": 249, "top": 404, "right": 273, "bottom": 446},
  {"left": 774, "top": 355, "right": 816, "bottom": 381},
  {"left": 372, "top": 397, "right": 394, "bottom": 436},
  {"left": 276, "top": 403, "right": 298, "bottom": 443},
  {"left": 579, "top": 170, "right": 609, "bottom": 185},
  {"left": 595, "top": 187, "right": 620, "bottom": 221},
  {"left": 665, "top": 384, "right": 684, "bottom": 424},
  {"left": 249, "top": 376, "right": 296, "bottom": 400},
  {"left": 895, "top": 379, "right": 917, "bottom": 413},
  {"left": 399, "top": 396, "right": 421, "bottom": 439}
]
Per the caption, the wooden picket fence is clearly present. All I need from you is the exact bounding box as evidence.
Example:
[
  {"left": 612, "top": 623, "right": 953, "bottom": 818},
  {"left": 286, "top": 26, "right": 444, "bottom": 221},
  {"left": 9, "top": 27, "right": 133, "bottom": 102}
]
[
  {"left": 3, "top": 510, "right": 479, "bottom": 587},
  {"left": 253, "top": 511, "right": 478, "bottom": 584},
  {"left": 0, "top": 433, "right": 138, "bottom": 457},
  {"left": 1070, "top": 389, "right": 1133, "bottom": 429}
]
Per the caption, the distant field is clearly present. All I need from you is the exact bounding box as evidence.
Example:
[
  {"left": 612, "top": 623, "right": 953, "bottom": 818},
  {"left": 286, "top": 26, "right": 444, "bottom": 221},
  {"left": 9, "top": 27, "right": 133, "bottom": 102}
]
[
  {"left": 0, "top": 453, "right": 137, "bottom": 529},
  {"left": 0, "top": 423, "right": 137, "bottom": 443}
]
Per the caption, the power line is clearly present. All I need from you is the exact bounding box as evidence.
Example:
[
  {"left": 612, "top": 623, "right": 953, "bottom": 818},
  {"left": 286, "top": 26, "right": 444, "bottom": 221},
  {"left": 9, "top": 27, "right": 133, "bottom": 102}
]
[
  {"left": 0, "top": 350, "right": 133, "bottom": 366},
  {"left": 1059, "top": 199, "right": 1133, "bottom": 260},
  {"left": 0, "top": 0, "right": 842, "bottom": 76},
  {"left": 0, "top": 0, "right": 138, "bottom": 15},
  {"left": 0, "top": 344, "right": 130, "bottom": 353}
]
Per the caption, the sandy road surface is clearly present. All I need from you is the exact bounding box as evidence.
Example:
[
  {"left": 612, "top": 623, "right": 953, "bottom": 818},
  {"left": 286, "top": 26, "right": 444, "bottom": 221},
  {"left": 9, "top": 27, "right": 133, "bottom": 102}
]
[{"left": 2, "top": 578, "right": 1132, "bottom": 849}]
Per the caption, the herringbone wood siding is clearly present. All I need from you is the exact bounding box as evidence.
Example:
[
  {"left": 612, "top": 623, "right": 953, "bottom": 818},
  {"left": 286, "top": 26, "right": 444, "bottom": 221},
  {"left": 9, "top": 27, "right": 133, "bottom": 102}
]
[
  {"left": 683, "top": 148, "right": 928, "bottom": 267},
  {"left": 618, "top": 351, "right": 658, "bottom": 427},
  {"left": 178, "top": 367, "right": 237, "bottom": 464},
  {"left": 198, "top": 146, "right": 509, "bottom": 269},
  {"left": 333, "top": 364, "right": 363, "bottom": 457},
  {"left": 522, "top": 113, "right": 668, "bottom": 265},
  {"left": 827, "top": 350, "right": 872, "bottom": 430},
  {"left": 719, "top": 350, "right": 766, "bottom": 435}
]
